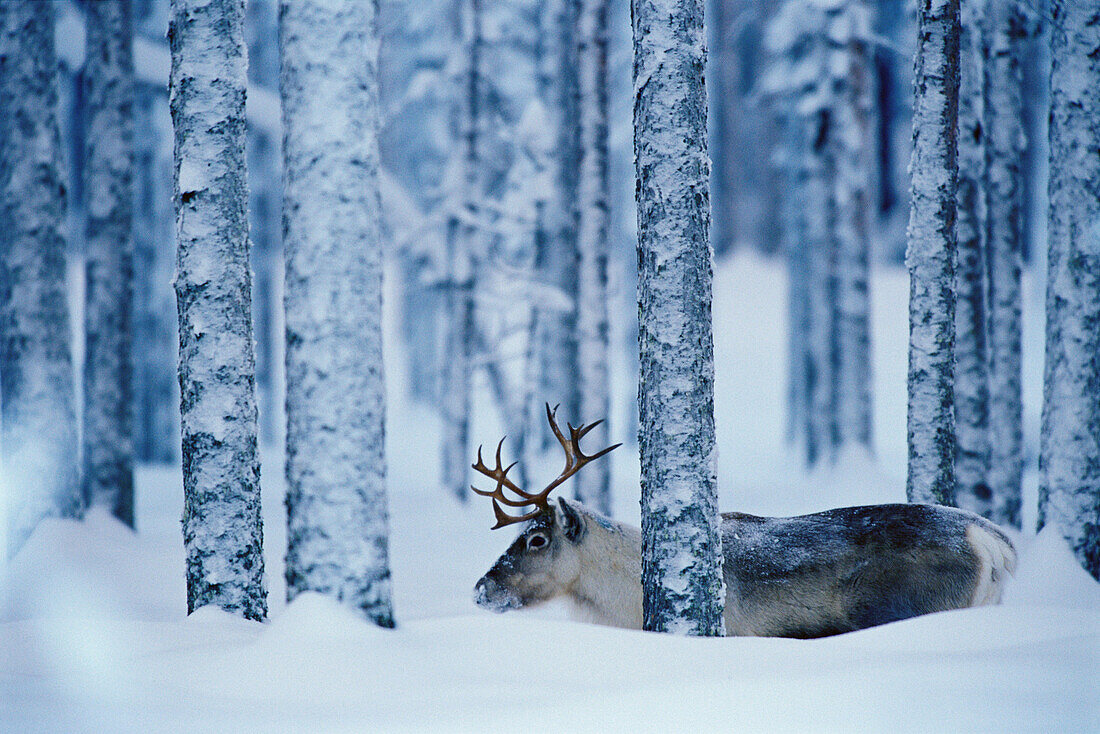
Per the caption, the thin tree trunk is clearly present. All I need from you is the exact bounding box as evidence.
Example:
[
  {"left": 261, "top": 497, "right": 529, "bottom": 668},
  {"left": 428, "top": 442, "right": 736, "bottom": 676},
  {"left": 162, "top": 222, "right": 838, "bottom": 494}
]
[
  {"left": 169, "top": 0, "right": 266, "bottom": 620},
  {"left": 280, "top": 0, "right": 394, "bottom": 626},
  {"left": 832, "top": 3, "right": 874, "bottom": 455},
  {"left": 82, "top": 0, "right": 136, "bottom": 527},
  {"left": 1039, "top": 0, "right": 1100, "bottom": 581},
  {"left": 634, "top": 0, "right": 725, "bottom": 636},
  {"left": 0, "top": 1, "right": 81, "bottom": 556},
  {"left": 440, "top": 0, "right": 482, "bottom": 501},
  {"left": 953, "top": 0, "right": 990, "bottom": 517},
  {"left": 906, "top": 0, "right": 959, "bottom": 506},
  {"left": 982, "top": 0, "right": 1025, "bottom": 529},
  {"left": 574, "top": 0, "right": 612, "bottom": 515}
]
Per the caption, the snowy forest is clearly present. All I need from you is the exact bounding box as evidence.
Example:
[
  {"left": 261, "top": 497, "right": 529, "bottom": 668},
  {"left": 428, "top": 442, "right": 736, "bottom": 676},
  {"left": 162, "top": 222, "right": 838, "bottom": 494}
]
[{"left": 1, "top": 0, "right": 1098, "bottom": 731}]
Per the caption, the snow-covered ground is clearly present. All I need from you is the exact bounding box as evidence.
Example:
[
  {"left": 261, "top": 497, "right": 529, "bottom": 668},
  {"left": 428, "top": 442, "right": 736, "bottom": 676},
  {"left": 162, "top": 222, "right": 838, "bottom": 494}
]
[{"left": 2, "top": 254, "right": 1098, "bottom": 732}]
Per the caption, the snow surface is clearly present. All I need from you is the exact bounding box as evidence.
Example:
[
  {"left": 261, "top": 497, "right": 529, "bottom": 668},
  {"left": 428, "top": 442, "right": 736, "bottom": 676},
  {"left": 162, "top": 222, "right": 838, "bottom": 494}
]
[{"left": 2, "top": 254, "right": 1098, "bottom": 732}]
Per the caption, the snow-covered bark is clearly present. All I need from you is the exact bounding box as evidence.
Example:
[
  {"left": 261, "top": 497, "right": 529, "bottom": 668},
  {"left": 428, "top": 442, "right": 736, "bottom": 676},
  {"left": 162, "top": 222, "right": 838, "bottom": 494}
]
[
  {"left": 981, "top": 0, "right": 1026, "bottom": 528},
  {"left": 535, "top": 0, "right": 581, "bottom": 437},
  {"left": 280, "top": 0, "right": 395, "bottom": 627},
  {"left": 831, "top": 2, "right": 874, "bottom": 454},
  {"left": 905, "top": 0, "right": 959, "bottom": 506},
  {"left": 574, "top": 0, "right": 612, "bottom": 515},
  {"left": 953, "top": 0, "right": 990, "bottom": 517},
  {"left": 0, "top": 1, "right": 81, "bottom": 555},
  {"left": 82, "top": 0, "right": 136, "bottom": 527},
  {"left": 1039, "top": 0, "right": 1100, "bottom": 581},
  {"left": 633, "top": 0, "right": 725, "bottom": 636},
  {"left": 440, "top": 0, "right": 482, "bottom": 501},
  {"left": 169, "top": 0, "right": 266, "bottom": 620}
]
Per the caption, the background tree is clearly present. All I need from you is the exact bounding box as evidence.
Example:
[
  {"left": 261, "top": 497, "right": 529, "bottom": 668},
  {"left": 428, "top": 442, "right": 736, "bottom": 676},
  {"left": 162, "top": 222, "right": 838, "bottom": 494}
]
[
  {"left": 953, "top": 0, "right": 990, "bottom": 519},
  {"left": 982, "top": 0, "right": 1027, "bottom": 528},
  {"left": 634, "top": 0, "right": 724, "bottom": 636},
  {"left": 281, "top": 0, "right": 396, "bottom": 627},
  {"left": 574, "top": 0, "right": 613, "bottom": 514},
  {"left": 1039, "top": 0, "right": 1100, "bottom": 581},
  {"left": 82, "top": 0, "right": 136, "bottom": 527},
  {"left": 0, "top": 1, "right": 81, "bottom": 556},
  {"left": 169, "top": 0, "right": 266, "bottom": 620},
  {"left": 906, "top": 0, "right": 959, "bottom": 507}
]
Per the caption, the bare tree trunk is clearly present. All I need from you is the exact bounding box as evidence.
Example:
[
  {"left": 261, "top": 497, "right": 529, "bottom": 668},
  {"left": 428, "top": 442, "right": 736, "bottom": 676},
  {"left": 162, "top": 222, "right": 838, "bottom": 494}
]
[
  {"left": 82, "top": 0, "right": 136, "bottom": 527},
  {"left": 170, "top": 0, "right": 266, "bottom": 620},
  {"left": 0, "top": 1, "right": 81, "bottom": 555},
  {"left": 574, "top": 0, "right": 612, "bottom": 515},
  {"left": 280, "top": 0, "right": 395, "bottom": 626},
  {"left": 634, "top": 0, "right": 725, "bottom": 636},
  {"left": 1039, "top": 0, "right": 1100, "bottom": 581},
  {"left": 440, "top": 0, "right": 482, "bottom": 501},
  {"left": 982, "top": 0, "right": 1026, "bottom": 528},
  {"left": 906, "top": 0, "right": 959, "bottom": 506},
  {"left": 953, "top": 0, "right": 991, "bottom": 518}
]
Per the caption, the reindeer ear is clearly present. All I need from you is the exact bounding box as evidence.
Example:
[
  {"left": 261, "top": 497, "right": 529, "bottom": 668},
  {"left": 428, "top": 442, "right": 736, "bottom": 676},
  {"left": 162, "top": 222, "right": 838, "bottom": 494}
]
[{"left": 558, "top": 498, "right": 585, "bottom": 542}]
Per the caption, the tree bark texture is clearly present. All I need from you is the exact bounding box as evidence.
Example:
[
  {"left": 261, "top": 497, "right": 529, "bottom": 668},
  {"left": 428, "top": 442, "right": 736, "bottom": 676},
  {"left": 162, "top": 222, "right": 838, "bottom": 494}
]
[
  {"left": 82, "top": 0, "right": 136, "bottom": 527},
  {"left": 280, "top": 0, "right": 395, "bottom": 627},
  {"left": 634, "top": 0, "right": 725, "bottom": 636},
  {"left": 906, "top": 0, "right": 959, "bottom": 506},
  {"left": 0, "top": 1, "right": 81, "bottom": 556},
  {"left": 1039, "top": 0, "right": 1100, "bottom": 581},
  {"left": 169, "top": 0, "right": 266, "bottom": 620}
]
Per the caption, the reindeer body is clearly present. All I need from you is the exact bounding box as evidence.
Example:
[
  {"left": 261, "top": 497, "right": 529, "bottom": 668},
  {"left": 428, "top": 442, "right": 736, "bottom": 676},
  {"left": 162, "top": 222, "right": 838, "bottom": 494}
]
[{"left": 475, "top": 499, "right": 1016, "bottom": 637}]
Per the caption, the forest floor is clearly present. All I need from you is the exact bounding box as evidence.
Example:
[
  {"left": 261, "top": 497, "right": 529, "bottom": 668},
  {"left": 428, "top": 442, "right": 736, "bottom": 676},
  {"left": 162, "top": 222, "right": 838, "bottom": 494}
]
[{"left": 2, "top": 253, "right": 1098, "bottom": 732}]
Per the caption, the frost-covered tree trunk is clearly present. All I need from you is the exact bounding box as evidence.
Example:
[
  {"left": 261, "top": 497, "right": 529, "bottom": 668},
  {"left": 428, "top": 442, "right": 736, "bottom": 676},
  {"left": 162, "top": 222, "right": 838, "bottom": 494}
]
[
  {"left": 1039, "top": 0, "right": 1100, "bottom": 581},
  {"left": 574, "top": 0, "right": 612, "bottom": 515},
  {"left": 82, "top": 0, "right": 136, "bottom": 527},
  {"left": 280, "top": 0, "right": 395, "bottom": 627},
  {"left": 0, "top": 1, "right": 81, "bottom": 556},
  {"left": 831, "top": 2, "right": 874, "bottom": 455},
  {"left": 169, "top": 0, "right": 266, "bottom": 620},
  {"left": 708, "top": 0, "right": 737, "bottom": 256},
  {"left": 953, "top": 0, "right": 990, "bottom": 518},
  {"left": 536, "top": 0, "right": 581, "bottom": 435},
  {"left": 634, "top": 0, "right": 725, "bottom": 636},
  {"left": 440, "top": 0, "right": 482, "bottom": 501},
  {"left": 982, "top": 0, "right": 1026, "bottom": 528},
  {"left": 906, "top": 0, "right": 959, "bottom": 506}
]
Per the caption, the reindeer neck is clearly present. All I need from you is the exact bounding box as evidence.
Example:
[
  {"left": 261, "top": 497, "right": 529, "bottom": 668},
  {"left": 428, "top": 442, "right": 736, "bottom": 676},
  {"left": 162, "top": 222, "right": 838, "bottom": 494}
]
[{"left": 567, "top": 512, "right": 643, "bottom": 629}]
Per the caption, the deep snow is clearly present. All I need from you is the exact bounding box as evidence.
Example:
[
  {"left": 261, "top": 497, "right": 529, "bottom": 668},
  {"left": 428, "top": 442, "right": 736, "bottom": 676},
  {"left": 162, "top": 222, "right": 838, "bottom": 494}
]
[{"left": 2, "top": 254, "right": 1097, "bottom": 732}]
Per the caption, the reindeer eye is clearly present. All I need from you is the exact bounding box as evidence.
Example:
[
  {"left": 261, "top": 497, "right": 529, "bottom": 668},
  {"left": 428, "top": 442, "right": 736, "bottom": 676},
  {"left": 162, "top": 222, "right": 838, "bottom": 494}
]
[{"left": 527, "top": 533, "right": 549, "bottom": 550}]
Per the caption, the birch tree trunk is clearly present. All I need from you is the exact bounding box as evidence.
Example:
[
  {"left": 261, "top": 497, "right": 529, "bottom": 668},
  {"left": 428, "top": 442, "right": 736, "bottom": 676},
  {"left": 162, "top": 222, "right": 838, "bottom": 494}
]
[
  {"left": 169, "top": 0, "right": 266, "bottom": 620},
  {"left": 0, "top": 1, "right": 81, "bottom": 556},
  {"left": 280, "top": 0, "right": 395, "bottom": 626},
  {"left": 82, "top": 0, "right": 136, "bottom": 527},
  {"left": 906, "top": 0, "right": 959, "bottom": 506},
  {"left": 536, "top": 0, "right": 581, "bottom": 435},
  {"left": 982, "top": 0, "right": 1026, "bottom": 528},
  {"left": 574, "top": 0, "right": 612, "bottom": 515},
  {"left": 832, "top": 2, "right": 874, "bottom": 455},
  {"left": 634, "top": 0, "right": 725, "bottom": 636},
  {"left": 440, "top": 0, "right": 482, "bottom": 501},
  {"left": 953, "top": 0, "right": 990, "bottom": 518},
  {"left": 1039, "top": 0, "right": 1100, "bottom": 581}
]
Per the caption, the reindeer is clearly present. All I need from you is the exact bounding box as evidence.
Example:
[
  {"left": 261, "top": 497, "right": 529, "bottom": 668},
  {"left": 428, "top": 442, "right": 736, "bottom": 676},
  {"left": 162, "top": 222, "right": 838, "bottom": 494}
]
[{"left": 472, "top": 405, "right": 1017, "bottom": 638}]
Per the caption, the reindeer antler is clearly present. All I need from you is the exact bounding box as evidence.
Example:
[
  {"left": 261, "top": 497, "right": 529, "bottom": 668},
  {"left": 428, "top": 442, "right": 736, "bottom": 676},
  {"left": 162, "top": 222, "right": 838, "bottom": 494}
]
[{"left": 471, "top": 403, "right": 621, "bottom": 529}]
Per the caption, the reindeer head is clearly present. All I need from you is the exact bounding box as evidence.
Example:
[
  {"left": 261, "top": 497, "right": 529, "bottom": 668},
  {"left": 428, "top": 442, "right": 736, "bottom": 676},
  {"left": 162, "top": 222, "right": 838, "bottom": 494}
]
[{"left": 472, "top": 404, "right": 619, "bottom": 612}]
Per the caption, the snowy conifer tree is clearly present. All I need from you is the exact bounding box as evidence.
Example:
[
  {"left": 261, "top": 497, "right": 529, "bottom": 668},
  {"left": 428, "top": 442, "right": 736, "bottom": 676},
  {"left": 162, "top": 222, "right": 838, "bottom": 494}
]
[
  {"left": 82, "top": 0, "right": 136, "bottom": 527},
  {"left": 169, "top": 0, "right": 266, "bottom": 620},
  {"left": 1039, "top": 0, "right": 1100, "bottom": 581},
  {"left": 953, "top": 0, "right": 990, "bottom": 519},
  {"left": 634, "top": 0, "right": 725, "bottom": 636},
  {"left": 906, "top": 0, "right": 959, "bottom": 506},
  {"left": 574, "top": 0, "right": 613, "bottom": 515},
  {"left": 982, "top": 0, "right": 1026, "bottom": 528},
  {"left": 280, "top": 0, "right": 395, "bottom": 627},
  {"left": 0, "top": 1, "right": 81, "bottom": 555}
]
